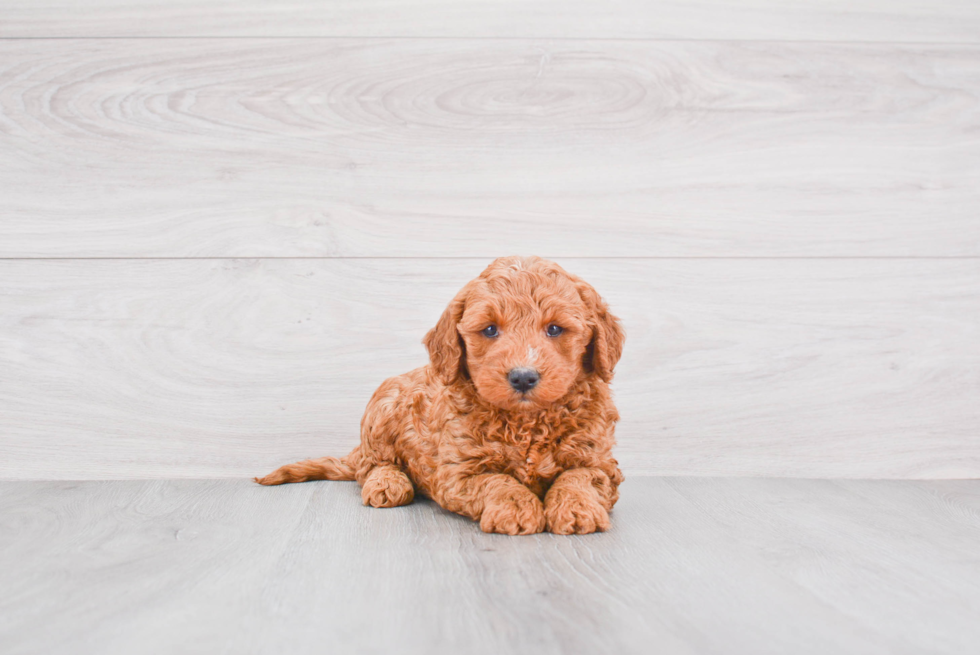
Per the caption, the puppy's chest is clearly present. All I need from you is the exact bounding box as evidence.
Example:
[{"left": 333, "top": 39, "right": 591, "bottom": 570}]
[{"left": 493, "top": 427, "right": 571, "bottom": 492}]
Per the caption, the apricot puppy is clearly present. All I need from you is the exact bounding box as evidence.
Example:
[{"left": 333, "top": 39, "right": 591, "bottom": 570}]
[{"left": 256, "top": 256, "right": 625, "bottom": 535}]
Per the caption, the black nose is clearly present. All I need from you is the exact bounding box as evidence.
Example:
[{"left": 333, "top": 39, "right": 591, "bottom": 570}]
[{"left": 508, "top": 367, "right": 540, "bottom": 393}]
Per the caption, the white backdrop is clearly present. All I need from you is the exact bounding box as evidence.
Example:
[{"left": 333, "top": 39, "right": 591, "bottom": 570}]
[{"left": 1, "top": 1, "right": 978, "bottom": 480}]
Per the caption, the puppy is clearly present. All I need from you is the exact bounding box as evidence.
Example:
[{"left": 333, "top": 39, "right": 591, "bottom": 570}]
[{"left": 256, "top": 256, "right": 625, "bottom": 535}]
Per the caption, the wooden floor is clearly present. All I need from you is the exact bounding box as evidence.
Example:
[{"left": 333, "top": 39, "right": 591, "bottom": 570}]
[{"left": 2, "top": 477, "right": 978, "bottom": 654}]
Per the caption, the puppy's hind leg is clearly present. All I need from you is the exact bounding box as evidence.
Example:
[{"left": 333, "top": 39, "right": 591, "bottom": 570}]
[{"left": 361, "top": 464, "right": 414, "bottom": 508}]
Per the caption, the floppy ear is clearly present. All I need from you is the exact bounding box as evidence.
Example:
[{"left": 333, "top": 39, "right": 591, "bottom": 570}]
[
  {"left": 423, "top": 287, "right": 469, "bottom": 385},
  {"left": 577, "top": 282, "right": 625, "bottom": 383}
]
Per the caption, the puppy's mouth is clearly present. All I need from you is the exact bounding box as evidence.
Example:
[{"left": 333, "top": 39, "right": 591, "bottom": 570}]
[{"left": 512, "top": 391, "right": 541, "bottom": 408}]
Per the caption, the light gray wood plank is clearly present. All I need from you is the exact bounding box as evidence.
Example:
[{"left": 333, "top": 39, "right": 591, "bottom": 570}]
[
  {"left": 1, "top": 478, "right": 977, "bottom": 654},
  {"left": 1, "top": 258, "right": 977, "bottom": 480},
  {"left": 1, "top": 39, "right": 979, "bottom": 257},
  {"left": 2, "top": 0, "right": 980, "bottom": 41}
]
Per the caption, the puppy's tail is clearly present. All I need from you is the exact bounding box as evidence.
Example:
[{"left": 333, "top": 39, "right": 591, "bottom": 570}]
[{"left": 254, "top": 448, "right": 359, "bottom": 485}]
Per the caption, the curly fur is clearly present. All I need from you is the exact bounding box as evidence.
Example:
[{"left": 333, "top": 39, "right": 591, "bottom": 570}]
[{"left": 256, "top": 256, "right": 625, "bottom": 535}]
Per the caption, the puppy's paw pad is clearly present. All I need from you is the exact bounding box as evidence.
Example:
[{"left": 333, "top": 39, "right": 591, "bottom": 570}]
[
  {"left": 480, "top": 493, "right": 546, "bottom": 536},
  {"left": 545, "top": 496, "right": 610, "bottom": 535}
]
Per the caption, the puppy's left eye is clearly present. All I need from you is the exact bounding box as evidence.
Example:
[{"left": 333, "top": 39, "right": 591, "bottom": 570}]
[
  {"left": 546, "top": 324, "right": 564, "bottom": 337},
  {"left": 481, "top": 325, "right": 499, "bottom": 338}
]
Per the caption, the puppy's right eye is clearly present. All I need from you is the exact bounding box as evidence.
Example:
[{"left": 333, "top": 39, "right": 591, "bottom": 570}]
[{"left": 481, "top": 325, "right": 499, "bottom": 338}]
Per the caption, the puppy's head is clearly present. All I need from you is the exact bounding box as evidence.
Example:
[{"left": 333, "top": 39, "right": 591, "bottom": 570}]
[{"left": 423, "top": 256, "right": 624, "bottom": 411}]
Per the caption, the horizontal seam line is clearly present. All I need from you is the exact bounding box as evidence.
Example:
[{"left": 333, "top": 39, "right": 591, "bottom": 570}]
[{"left": 0, "top": 36, "right": 979, "bottom": 46}]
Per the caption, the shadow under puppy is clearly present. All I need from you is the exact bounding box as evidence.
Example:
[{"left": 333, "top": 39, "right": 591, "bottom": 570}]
[{"left": 257, "top": 256, "right": 625, "bottom": 535}]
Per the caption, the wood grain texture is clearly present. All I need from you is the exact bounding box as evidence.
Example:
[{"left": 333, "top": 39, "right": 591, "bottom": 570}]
[
  {"left": 2, "top": 39, "right": 979, "bottom": 257},
  {"left": 3, "top": 0, "right": 980, "bottom": 41},
  {"left": 1, "top": 478, "right": 978, "bottom": 654},
  {"left": 1, "top": 258, "right": 977, "bottom": 481}
]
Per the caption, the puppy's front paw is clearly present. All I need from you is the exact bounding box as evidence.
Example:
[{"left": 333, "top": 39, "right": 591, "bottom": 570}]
[
  {"left": 480, "top": 490, "right": 546, "bottom": 536},
  {"left": 545, "top": 492, "right": 610, "bottom": 535}
]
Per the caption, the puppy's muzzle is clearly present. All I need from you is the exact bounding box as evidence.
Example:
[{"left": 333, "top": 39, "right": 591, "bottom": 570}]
[{"left": 508, "top": 367, "right": 540, "bottom": 393}]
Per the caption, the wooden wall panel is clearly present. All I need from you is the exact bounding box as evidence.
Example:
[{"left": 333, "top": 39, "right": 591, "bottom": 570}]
[
  {"left": 2, "top": 0, "right": 980, "bottom": 41},
  {"left": 1, "top": 40, "right": 978, "bottom": 257},
  {"left": 2, "top": 3, "right": 977, "bottom": 482},
  {"left": 1, "top": 258, "right": 977, "bottom": 480}
]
